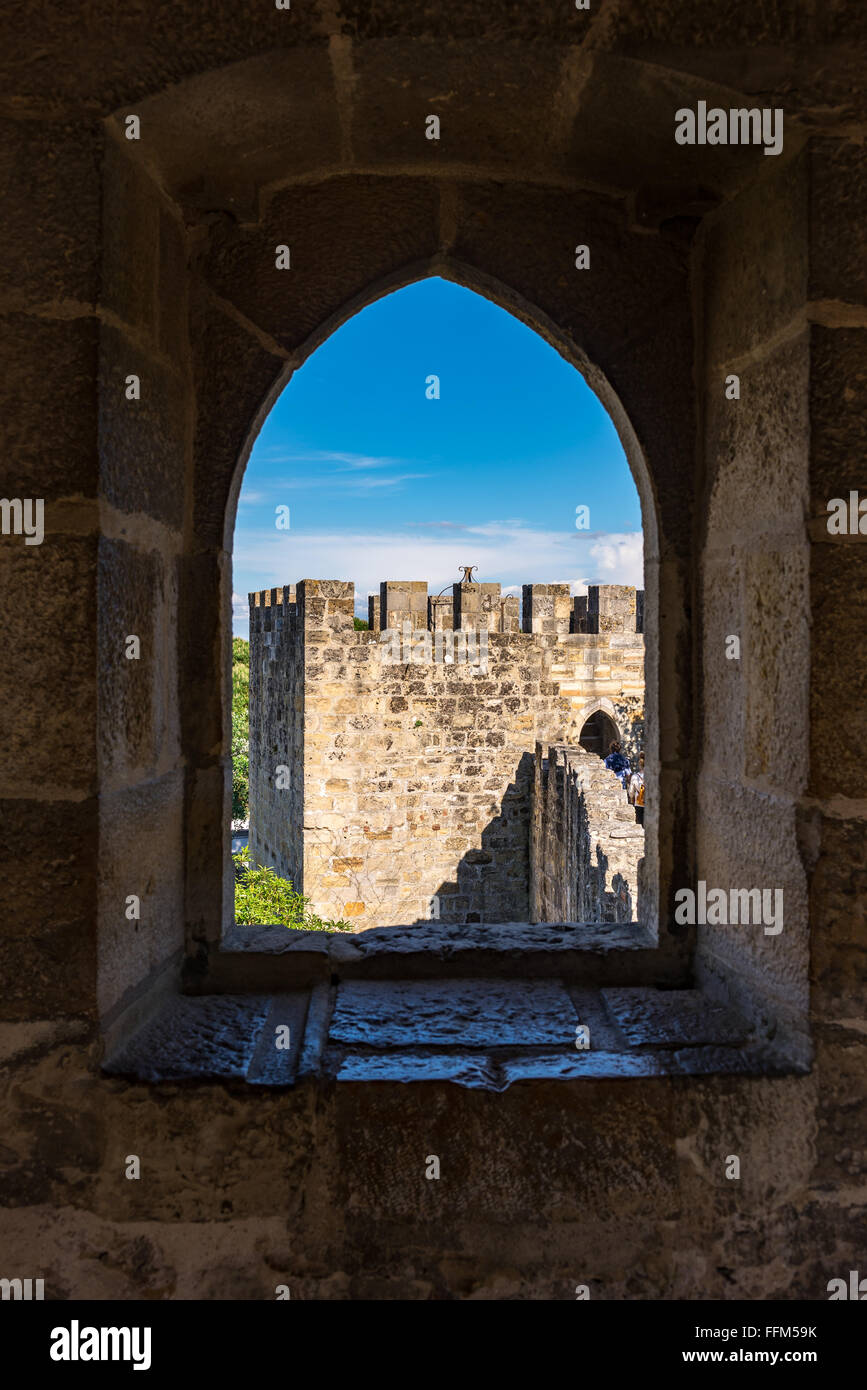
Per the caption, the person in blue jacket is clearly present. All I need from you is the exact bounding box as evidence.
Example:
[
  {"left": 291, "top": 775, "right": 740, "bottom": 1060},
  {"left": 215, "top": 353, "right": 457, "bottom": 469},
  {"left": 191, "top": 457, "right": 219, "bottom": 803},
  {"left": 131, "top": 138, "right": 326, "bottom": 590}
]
[{"left": 604, "top": 740, "right": 631, "bottom": 789}]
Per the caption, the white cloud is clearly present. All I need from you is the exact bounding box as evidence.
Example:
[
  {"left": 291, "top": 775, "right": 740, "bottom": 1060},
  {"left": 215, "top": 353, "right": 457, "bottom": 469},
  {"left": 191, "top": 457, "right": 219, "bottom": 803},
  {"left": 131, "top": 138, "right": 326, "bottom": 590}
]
[
  {"left": 260, "top": 448, "right": 403, "bottom": 471},
  {"left": 232, "top": 522, "right": 644, "bottom": 632},
  {"left": 274, "top": 471, "right": 429, "bottom": 491},
  {"left": 588, "top": 531, "right": 644, "bottom": 578},
  {"left": 239, "top": 450, "right": 427, "bottom": 494}
]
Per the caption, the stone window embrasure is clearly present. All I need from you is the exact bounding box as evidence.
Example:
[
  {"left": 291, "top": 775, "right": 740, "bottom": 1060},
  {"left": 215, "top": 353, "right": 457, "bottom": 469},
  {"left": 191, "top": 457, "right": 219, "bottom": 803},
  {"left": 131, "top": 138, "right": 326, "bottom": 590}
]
[{"left": 97, "top": 87, "right": 812, "bottom": 1084}]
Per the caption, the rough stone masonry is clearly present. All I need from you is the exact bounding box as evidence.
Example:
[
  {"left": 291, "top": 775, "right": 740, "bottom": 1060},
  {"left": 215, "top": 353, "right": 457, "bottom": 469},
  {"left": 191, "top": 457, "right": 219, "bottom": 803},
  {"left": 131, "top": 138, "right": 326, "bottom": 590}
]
[
  {"left": 249, "top": 578, "right": 644, "bottom": 928},
  {"left": 5, "top": 0, "right": 864, "bottom": 1303}
]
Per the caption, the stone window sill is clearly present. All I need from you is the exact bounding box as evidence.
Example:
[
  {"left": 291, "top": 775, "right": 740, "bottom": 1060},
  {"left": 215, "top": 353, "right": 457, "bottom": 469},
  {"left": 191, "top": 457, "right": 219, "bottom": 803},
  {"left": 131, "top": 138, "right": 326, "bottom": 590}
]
[
  {"left": 103, "top": 980, "right": 805, "bottom": 1091},
  {"left": 198, "top": 920, "right": 680, "bottom": 993}
]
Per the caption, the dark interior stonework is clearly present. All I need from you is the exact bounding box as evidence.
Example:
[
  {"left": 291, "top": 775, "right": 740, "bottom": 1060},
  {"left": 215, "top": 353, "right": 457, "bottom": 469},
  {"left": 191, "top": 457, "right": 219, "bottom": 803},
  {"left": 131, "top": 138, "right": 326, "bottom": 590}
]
[{"left": 1, "top": 1, "right": 865, "bottom": 1299}]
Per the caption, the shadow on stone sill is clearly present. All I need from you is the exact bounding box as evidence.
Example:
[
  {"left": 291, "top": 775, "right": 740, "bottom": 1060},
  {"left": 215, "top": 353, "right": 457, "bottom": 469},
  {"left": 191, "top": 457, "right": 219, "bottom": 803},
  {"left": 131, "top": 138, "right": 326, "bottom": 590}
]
[{"left": 102, "top": 982, "right": 807, "bottom": 1091}]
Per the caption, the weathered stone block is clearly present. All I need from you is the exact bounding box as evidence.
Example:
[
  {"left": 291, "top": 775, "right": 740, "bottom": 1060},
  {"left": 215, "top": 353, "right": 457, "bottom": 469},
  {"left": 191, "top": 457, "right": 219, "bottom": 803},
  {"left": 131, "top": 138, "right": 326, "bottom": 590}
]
[
  {"left": 339, "top": 2, "right": 593, "bottom": 43},
  {"left": 808, "top": 139, "right": 867, "bottom": 306},
  {"left": 808, "top": 814, "right": 867, "bottom": 1019},
  {"left": 602, "top": 987, "right": 748, "bottom": 1048},
  {"left": 104, "top": 996, "right": 271, "bottom": 1082},
  {"left": 0, "top": 118, "right": 101, "bottom": 306},
  {"left": 101, "top": 135, "right": 160, "bottom": 332},
  {"left": 124, "top": 48, "right": 339, "bottom": 216},
  {"left": 97, "top": 771, "right": 185, "bottom": 1021},
  {"left": 744, "top": 547, "right": 810, "bottom": 794},
  {"left": 98, "top": 538, "right": 180, "bottom": 785},
  {"left": 0, "top": 534, "right": 97, "bottom": 796},
  {"left": 99, "top": 324, "right": 186, "bottom": 530},
  {"left": 808, "top": 545, "right": 867, "bottom": 797},
  {"left": 0, "top": 925, "right": 96, "bottom": 1022},
  {"left": 702, "top": 146, "right": 807, "bottom": 367},
  {"left": 0, "top": 797, "right": 97, "bottom": 947},
  {"left": 808, "top": 325, "right": 867, "bottom": 504},
  {"left": 0, "top": 313, "right": 98, "bottom": 498},
  {"left": 197, "top": 177, "right": 441, "bottom": 355},
  {"left": 351, "top": 42, "right": 572, "bottom": 176},
  {"left": 330, "top": 979, "right": 578, "bottom": 1047}
]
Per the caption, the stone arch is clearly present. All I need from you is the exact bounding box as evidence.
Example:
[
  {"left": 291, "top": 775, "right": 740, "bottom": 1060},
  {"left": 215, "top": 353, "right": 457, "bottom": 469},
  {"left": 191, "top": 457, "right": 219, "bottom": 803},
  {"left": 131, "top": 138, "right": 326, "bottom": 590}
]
[
  {"left": 221, "top": 255, "right": 660, "bottom": 561},
  {"left": 576, "top": 696, "right": 622, "bottom": 728},
  {"left": 205, "top": 257, "right": 665, "bottom": 940},
  {"left": 99, "top": 84, "right": 697, "bottom": 1024},
  {"left": 577, "top": 702, "right": 622, "bottom": 759}
]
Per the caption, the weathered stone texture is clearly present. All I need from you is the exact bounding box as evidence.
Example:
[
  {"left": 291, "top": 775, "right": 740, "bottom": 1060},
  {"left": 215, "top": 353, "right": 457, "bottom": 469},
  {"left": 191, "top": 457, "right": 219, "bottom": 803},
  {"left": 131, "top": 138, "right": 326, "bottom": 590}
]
[
  {"left": 1, "top": 0, "right": 865, "bottom": 1305},
  {"left": 1, "top": 535, "right": 98, "bottom": 797},
  {"left": 452, "top": 181, "right": 690, "bottom": 377},
  {"left": 97, "top": 771, "right": 185, "bottom": 1023},
  {"left": 0, "top": 313, "right": 99, "bottom": 498},
  {"left": 98, "top": 325, "right": 187, "bottom": 529},
  {"left": 532, "top": 744, "right": 644, "bottom": 926},
  {"left": 0, "top": 118, "right": 102, "bottom": 307},
  {"left": 703, "top": 149, "right": 807, "bottom": 368},
  {"left": 807, "top": 328, "right": 867, "bottom": 796},
  {"left": 97, "top": 539, "right": 181, "bottom": 786},
  {"left": 696, "top": 145, "right": 813, "bottom": 1052},
  {"left": 329, "top": 979, "right": 578, "bottom": 1048},
  {"left": 105, "top": 996, "right": 272, "bottom": 1082},
  {"left": 195, "top": 177, "right": 442, "bottom": 358},
  {"left": 248, "top": 586, "right": 303, "bottom": 891},
  {"left": 249, "top": 581, "right": 645, "bottom": 928}
]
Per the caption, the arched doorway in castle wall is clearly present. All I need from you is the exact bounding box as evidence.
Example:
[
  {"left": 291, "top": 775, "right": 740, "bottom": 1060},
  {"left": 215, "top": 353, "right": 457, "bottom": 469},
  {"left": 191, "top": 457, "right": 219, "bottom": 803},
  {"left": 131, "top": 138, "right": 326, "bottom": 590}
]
[
  {"left": 578, "top": 709, "right": 620, "bottom": 758},
  {"left": 232, "top": 277, "right": 648, "bottom": 935}
]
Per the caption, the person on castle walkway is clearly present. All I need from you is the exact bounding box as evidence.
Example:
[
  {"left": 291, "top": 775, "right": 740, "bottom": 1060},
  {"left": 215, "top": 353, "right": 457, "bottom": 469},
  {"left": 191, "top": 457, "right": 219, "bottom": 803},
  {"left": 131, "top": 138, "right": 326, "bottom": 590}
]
[
  {"left": 628, "top": 753, "right": 645, "bottom": 826},
  {"left": 604, "top": 740, "right": 631, "bottom": 789}
]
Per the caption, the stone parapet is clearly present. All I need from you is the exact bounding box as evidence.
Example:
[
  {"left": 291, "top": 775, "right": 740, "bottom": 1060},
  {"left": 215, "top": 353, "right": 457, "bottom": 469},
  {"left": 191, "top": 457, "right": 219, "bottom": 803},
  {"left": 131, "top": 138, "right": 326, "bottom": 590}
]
[{"left": 531, "top": 742, "right": 644, "bottom": 925}]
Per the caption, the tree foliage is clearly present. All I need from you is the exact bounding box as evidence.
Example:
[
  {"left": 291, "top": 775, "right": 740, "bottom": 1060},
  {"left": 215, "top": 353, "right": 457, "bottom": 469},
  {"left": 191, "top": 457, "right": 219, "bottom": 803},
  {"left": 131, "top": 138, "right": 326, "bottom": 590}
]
[
  {"left": 233, "top": 848, "right": 352, "bottom": 931},
  {"left": 231, "top": 637, "right": 249, "bottom": 821}
]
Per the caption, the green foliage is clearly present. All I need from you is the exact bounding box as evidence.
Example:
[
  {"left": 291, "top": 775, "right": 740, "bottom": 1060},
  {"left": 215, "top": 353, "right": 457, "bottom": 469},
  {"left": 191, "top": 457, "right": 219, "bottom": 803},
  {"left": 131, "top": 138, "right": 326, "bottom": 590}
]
[
  {"left": 231, "top": 637, "right": 249, "bottom": 821},
  {"left": 353, "top": 616, "right": 369, "bottom": 630},
  {"left": 233, "top": 848, "right": 353, "bottom": 931}
]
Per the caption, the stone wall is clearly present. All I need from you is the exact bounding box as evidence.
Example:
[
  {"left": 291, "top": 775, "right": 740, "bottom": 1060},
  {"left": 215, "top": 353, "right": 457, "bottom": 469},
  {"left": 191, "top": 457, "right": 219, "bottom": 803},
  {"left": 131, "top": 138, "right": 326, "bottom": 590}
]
[
  {"left": 531, "top": 744, "right": 645, "bottom": 925},
  {"left": 249, "top": 580, "right": 645, "bottom": 928},
  {"left": 2, "top": 0, "right": 865, "bottom": 1306},
  {"left": 247, "top": 585, "right": 302, "bottom": 882},
  {"left": 695, "top": 141, "right": 812, "bottom": 1056}
]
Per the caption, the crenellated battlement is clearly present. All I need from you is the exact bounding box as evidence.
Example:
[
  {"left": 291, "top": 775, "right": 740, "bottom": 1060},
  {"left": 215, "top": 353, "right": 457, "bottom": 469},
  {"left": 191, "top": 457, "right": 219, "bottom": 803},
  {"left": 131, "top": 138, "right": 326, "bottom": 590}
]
[
  {"left": 249, "top": 580, "right": 644, "bottom": 636},
  {"left": 248, "top": 583, "right": 295, "bottom": 636}
]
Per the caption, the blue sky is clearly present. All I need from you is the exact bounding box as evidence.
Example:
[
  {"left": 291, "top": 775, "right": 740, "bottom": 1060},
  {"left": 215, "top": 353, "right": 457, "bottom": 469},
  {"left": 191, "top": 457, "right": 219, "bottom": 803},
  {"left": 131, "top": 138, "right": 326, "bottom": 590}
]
[{"left": 232, "top": 277, "right": 643, "bottom": 635}]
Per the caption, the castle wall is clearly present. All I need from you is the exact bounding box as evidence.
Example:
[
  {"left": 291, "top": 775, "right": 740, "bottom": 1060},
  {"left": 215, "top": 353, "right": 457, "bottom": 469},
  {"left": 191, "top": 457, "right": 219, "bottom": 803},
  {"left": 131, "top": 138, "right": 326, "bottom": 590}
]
[
  {"left": 249, "top": 580, "right": 645, "bottom": 929},
  {"left": 567, "top": 582, "right": 645, "bottom": 761},
  {"left": 248, "top": 586, "right": 302, "bottom": 885},
  {"left": 531, "top": 743, "right": 645, "bottom": 925}
]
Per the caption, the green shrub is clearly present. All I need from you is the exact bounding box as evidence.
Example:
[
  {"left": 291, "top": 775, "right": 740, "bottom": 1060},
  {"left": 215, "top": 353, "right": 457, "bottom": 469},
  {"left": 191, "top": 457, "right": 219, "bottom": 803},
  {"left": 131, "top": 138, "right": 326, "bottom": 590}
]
[
  {"left": 231, "top": 637, "right": 249, "bottom": 821},
  {"left": 353, "top": 616, "right": 369, "bottom": 630},
  {"left": 233, "top": 848, "right": 353, "bottom": 931}
]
